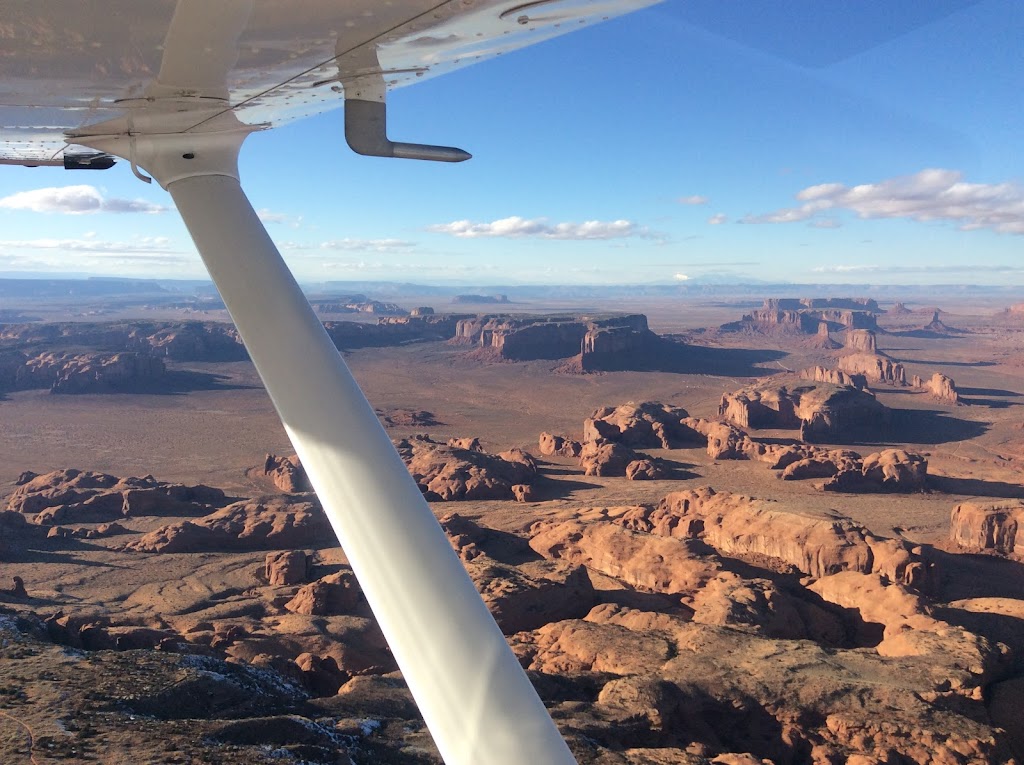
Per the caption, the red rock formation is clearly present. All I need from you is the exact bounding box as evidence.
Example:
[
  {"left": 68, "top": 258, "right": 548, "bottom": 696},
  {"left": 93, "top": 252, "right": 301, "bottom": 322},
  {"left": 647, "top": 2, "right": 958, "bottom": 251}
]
[
  {"left": 625, "top": 459, "right": 667, "bottom": 480},
  {"left": 530, "top": 515, "right": 722, "bottom": 597},
  {"left": 837, "top": 352, "right": 906, "bottom": 386},
  {"left": 719, "top": 380, "right": 890, "bottom": 443},
  {"left": 446, "top": 436, "right": 483, "bottom": 452},
  {"left": 823, "top": 449, "right": 928, "bottom": 493},
  {"left": 125, "top": 496, "right": 333, "bottom": 552},
  {"left": 537, "top": 432, "right": 582, "bottom": 457},
  {"left": 396, "top": 435, "right": 537, "bottom": 500},
  {"left": 467, "top": 558, "right": 597, "bottom": 634},
  {"left": 262, "top": 453, "right": 311, "bottom": 493},
  {"left": 799, "top": 365, "right": 867, "bottom": 389},
  {"left": 285, "top": 571, "right": 363, "bottom": 616},
  {"left": 649, "top": 488, "right": 933, "bottom": 589},
  {"left": 949, "top": 501, "right": 1024, "bottom": 557},
  {"left": 582, "top": 401, "right": 694, "bottom": 449},
  {"left": 925, "top": 372, "right": 961, "bottom": 404},
  {"left": 809, "top": 321, "right": 841, "bottom": 349},
  {"left": 7, "top": 469, "right": 226, "bottom": 524},
  {"left": 439, "top": 512, "right": 486, "bottom": 561},
  {"left": 15, "top": 351, "right": 166, "bottom": 393},
  {"left": 579, "top": 441, "right": 639, "bottom": 477},
  {"left": 265, "top": 550, "right": 311, "bottom": 586},
  {"left": 845, "top": 329, "right": 878, "bottom": 354}
]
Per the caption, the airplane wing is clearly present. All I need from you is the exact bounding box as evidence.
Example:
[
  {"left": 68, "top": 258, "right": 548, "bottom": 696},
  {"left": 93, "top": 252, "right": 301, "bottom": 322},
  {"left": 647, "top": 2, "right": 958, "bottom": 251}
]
[
  {"left": 0, "top": 3, "right": 662, "bottom": 764},
  {"left": 0, "top": 0, "right": 660, "bottom": 165}
]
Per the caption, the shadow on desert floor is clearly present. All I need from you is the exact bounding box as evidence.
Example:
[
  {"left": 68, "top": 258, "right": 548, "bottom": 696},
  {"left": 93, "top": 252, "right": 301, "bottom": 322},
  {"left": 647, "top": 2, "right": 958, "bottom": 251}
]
[
  {"left": 890, "top": 409, "right": 989, "bottom": 444},
  {"left": 928, "top": 475, "right": 1024, "bottom": 499}
]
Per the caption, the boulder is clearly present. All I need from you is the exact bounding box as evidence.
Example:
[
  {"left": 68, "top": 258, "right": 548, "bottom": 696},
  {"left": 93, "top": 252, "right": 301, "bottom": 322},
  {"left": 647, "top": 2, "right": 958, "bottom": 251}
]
[
  {"left": 625, "top": 459, "right": 667, "bottom": 480},
  {"left": 579, "top": 441, "right": 639, "bottom": 477},
  {"left": 285, "top": 571, "right": 363, "bottom": 616},
  {"left": 537, "top": 432, "right": 582, "bottom": 458},
  {"left": 265, "top": 550, "right": 311, "bottom": 586}
]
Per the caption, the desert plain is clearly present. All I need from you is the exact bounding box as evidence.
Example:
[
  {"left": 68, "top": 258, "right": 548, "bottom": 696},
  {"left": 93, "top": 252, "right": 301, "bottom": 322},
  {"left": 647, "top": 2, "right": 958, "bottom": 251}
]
[{"left": 2, "top": 285, "right": 1024, "bottom": 765}]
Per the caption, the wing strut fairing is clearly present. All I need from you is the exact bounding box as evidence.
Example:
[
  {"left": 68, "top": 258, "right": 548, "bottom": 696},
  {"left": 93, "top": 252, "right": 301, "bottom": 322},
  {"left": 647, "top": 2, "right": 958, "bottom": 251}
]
[{"left": 2, "top": 0, "right": 664, "bottom": 762}]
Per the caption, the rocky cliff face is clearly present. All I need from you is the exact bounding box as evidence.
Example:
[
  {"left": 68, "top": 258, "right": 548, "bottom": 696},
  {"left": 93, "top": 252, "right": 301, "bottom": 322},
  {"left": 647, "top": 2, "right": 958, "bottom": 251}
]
[
  {"left": 950, "top": 501, "right": 1024, "bottom": 557},
  {"left": 13, "top": 351, "right": 166, "bottom": 394},
  {"left": 325, "top": 313, "right": 467, "bottom": 350},
  {"left": 838, "top": 352, "right": 907, "bottom": 386},
  {"left": 452, "top": 313, "right": 659, "bottom": 366},
  {"left": 719, "top": 379, "right": 891, "bottom": 443},
  {"left": 723, "top": 298, "right": 879, "bottom": 335}
]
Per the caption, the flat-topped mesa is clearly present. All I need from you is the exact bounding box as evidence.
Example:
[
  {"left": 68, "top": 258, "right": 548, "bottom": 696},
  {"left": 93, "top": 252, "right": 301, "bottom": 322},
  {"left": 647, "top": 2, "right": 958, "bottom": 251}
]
[
  {"left": 0, "top": 320, "right": 247, "bottom": 362},
  {"left": 950, "top": 501, "right": 1024, "bottom": 557},
  {"left": 723, "top": 298, "right": 879, "bottom": 336},
  {"left": 325, "top": 313, "right": 468, "bottom": 349},
  {"left": 451, "top": 294, "right": 509, "bottom": 305},
  {"left": 451, "top": 313, "right": 658, "bottom": 364},
  {"left": 719, "top": 378, "right": 890, "bottom": 444},
  {"left": 15, "top": 351, "right": 166, "bottom": 394}
]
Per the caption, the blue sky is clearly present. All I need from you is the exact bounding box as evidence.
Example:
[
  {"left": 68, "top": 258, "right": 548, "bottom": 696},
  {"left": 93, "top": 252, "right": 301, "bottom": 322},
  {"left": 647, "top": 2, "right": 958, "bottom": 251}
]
[{"left": 1, "top": 0, "right": 1022, "bottom": 286}]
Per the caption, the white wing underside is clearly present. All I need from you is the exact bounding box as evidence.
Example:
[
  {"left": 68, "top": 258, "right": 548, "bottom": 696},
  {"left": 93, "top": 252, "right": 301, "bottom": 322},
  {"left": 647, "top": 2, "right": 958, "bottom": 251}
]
[{"left": 0, "top": 0, "right": 658, "bottom": 164}]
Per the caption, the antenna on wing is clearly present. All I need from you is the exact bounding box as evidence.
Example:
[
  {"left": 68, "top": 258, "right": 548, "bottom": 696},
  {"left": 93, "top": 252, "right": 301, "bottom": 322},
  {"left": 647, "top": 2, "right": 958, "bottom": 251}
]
[
  {"left": 340, "top": 48, "right": 470, "bottom": 163},
  {"left": 344, "top": 98, "right": 471, "bottom": 162}
]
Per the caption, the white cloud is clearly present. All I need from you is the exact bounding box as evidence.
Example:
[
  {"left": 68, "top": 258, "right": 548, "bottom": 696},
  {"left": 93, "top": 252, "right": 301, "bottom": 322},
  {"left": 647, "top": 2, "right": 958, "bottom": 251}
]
[
  {"left": 674, "top": 273, "right": 690, "bottom": 281},
  {"left": 0, "top": 185, "right": 167, "bottom": 214},
  {"left": 320, "top": 238, "right": 417, "bottom": 253},
  {"left": 809, "top": 218, "right": 842, "bottom": 229},
  {"left": 678, "top": 195, "right": 708, "bottom": 205},
  {"left": 0, "top": 236, "right": 176, "bottom": 254},
  {"left": 743, "top": 169, "right": 1024, "bottom": 234},
  {"left": 427, "top": 216, "right": 644, "bottom": 240},
  {"left": 707, "top": 213, "right": 728, "bottom": 225}
]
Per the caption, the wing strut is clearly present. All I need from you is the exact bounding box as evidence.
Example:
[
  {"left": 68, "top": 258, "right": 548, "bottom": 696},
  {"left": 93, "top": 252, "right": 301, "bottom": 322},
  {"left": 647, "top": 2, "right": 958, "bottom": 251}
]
[{"left": 77, "top": 127, "right": 576, "bottom": 765}]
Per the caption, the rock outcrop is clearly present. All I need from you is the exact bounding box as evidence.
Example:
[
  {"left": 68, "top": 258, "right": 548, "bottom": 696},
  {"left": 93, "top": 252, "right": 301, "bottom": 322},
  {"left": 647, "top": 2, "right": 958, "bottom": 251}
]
[
  {"left": 924, "top": 372, "right": 961, "bottom": 404},
  {"left": 949, "top": 501, "right": 1024, "bottom": 557},
  {"left": 537, "top": 432, "right": 582, "bottom": 458},
  {"left": 452, "top": 313, "right": 666, "bottom": 370},
  {"left": 583, "top": 401, "right": 694, "bottom": 449},
  {"left": 722, "top": 299, "right": 878, "bottom": 336},
  {"left": 265, "top": 550, "right": 312, "bottom": 586},
  {"left": 261, "top": 454, "right": 311, "bottom": 493},
  {"left": 719, "top": 379, "right": 890, "bottom": 443},
  {"left": 822, "top": 449, "right": 928, "bottom": 493},
  {"left": 125, "top": 496, "right": 333, "bottom": 552},
  {"left": 799, "top": 365, "right": 866, "bottom": 389},
  {"left": 838, "top": 352, "right": 907, "bottom": 386},
  {"left": 7, "top": 469, "right": 227, "bottom": 525},
  {"left": 648, "top": 488, "right": 933, "bottom": 589},
  {"left": 396, "top": 435, "right": 537, "bottom": 501},
  {"left": 16, "top": 351, "right": 166, "bottom": 394}
]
